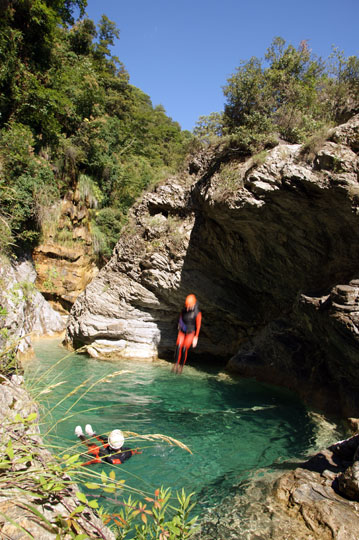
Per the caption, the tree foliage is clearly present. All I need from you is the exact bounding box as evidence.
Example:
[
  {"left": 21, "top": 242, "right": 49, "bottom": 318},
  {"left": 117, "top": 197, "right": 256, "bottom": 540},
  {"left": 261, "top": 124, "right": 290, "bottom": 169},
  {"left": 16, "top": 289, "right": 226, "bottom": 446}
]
[
  {"left": 0, "top": 0, "right": 191, "bottom": 258},
  {"left": 221, "top": 37, "right": 359, "bottom": 148}
]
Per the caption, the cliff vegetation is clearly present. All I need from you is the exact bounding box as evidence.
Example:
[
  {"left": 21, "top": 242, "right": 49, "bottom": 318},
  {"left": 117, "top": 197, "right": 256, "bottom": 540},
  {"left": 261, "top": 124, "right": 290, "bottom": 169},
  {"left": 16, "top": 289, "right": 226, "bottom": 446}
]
[{"left": 0, "top": 0, "right": 191, "bottom": 263}]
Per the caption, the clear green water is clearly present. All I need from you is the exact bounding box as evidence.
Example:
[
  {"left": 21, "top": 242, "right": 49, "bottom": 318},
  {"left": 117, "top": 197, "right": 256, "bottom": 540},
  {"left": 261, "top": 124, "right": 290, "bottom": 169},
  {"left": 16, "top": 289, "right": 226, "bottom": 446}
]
[{"left": 25, "top": 339, "right": 336, "bottom": 515}]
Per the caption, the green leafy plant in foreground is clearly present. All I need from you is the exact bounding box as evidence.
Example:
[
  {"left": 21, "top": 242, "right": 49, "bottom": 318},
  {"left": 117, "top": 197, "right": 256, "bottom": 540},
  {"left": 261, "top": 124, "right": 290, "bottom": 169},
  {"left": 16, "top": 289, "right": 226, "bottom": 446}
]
[{"left": 101, "top": 487, "right": 198, "bottom": 540}]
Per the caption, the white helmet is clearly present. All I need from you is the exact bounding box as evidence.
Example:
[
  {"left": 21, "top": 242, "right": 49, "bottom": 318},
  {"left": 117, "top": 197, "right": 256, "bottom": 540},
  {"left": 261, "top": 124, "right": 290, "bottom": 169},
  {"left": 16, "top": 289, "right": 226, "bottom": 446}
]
[{"left": 108, "top": 429, "right": 124, "bottom": 450}]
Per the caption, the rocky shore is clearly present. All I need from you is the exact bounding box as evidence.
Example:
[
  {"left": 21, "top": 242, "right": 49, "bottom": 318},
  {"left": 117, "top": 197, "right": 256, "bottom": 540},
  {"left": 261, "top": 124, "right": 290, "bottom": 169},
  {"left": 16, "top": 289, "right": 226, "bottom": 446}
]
[
  {"left": 197, "top": 433, "right": 359, "bottom": 540},
  {"left": 0, "top": 374, "right": 115, "bottom": 539}
]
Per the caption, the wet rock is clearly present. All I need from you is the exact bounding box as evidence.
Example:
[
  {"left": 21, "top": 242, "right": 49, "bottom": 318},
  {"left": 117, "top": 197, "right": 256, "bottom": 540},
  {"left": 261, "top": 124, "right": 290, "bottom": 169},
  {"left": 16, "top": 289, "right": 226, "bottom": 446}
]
[{"left": 337, "top": 461, "right": 359, "bottom": 500}]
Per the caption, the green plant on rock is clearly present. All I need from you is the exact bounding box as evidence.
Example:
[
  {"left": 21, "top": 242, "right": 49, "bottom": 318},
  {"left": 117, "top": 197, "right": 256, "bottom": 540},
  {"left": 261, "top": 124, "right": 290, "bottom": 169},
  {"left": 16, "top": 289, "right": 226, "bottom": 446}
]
[
  {"left": 43, "top": 266, "right": 59, "bottom": 291},
  {"left": 8, "top": 280, "right": 36, "bottom": 306},
  {"left": 215, "top": 161, "right": 243, "bottom": 199},
  {"left": 251, "top": 150, "right": 268, "bottom": 167},
  {"left": 300, "top": 124, "right": 333, "bottom": 162},
  {"left": 78, "top": 174, "right": 104, "bottom": 208}
]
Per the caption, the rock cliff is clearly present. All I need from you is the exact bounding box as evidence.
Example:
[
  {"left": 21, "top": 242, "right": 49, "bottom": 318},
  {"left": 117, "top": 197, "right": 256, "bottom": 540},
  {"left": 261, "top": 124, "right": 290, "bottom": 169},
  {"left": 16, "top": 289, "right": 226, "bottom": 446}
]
[
  {"left": 66, "top": 115, "right": 359, "bottom": 416},
  {"left": 33, "top": 189, "right": 99, "bottom": 314},
  {"left": 0, "top": 257, "right": 65, "bottom": 359}
]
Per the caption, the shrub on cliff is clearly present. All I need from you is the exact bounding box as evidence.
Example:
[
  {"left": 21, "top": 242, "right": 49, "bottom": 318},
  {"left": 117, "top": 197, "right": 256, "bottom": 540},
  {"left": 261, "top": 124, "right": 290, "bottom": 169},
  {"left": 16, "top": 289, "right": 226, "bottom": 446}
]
[{"left": 195, "top": 37, "right": 359, "bottom": 154}]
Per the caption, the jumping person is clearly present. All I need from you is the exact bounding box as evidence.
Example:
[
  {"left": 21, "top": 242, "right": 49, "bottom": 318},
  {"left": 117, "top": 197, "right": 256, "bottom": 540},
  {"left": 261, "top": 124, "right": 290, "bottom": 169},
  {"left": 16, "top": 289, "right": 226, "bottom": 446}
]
[
  {"left": 173, "top": 294, "right": 202, "bottom": 374},
  {"left": 74, "top": 424, "right": 141, "bottom": 466}
]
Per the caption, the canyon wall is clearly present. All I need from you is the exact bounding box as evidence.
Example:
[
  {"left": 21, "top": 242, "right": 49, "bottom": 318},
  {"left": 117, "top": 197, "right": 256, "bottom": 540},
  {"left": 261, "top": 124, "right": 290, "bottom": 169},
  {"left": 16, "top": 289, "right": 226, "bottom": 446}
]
[{"left": 65, "top": 115, "right": 359, "bottom": 416}]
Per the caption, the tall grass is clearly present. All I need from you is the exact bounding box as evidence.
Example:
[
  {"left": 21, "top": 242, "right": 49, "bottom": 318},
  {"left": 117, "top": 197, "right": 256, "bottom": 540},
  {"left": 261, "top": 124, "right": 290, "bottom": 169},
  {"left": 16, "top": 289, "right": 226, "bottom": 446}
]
[{"left": 0, "top": 347, "right": 199, "bottom": 539}]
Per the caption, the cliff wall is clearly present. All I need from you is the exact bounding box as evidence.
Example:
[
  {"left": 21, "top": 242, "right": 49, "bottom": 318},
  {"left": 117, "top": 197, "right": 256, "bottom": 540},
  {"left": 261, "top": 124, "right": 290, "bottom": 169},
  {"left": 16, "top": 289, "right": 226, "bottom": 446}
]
[{"left": 65, "top": 115, "right": 359, "bottom": 416}]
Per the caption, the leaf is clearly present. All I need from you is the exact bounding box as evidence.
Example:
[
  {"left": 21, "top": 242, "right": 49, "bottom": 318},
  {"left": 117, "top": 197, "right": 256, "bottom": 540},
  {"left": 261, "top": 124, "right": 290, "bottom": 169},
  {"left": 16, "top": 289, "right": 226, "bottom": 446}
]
[
  {"left": 66, "top": 453, "right": 80, "bottom": 464},
  {"left": 6, "top": 440, "right": 14, "bottom": 460},
  {"left": 88, "top": 500, "right": 98, "bottom": 509},
  {"left": 14, "top": 413, "right": 23, "bottom": 422},
  {"left": 25, "top": 412, "right": 37, "bottom": 422},
  {"left": 74, "top": 535, "right": 89, "bottom": 540},
  {"left": 141, "top": 513, "right": 148, "bottom": 524},
  {"left": 85, "top": 483, "right": 99, "bottom": 489},
  {"left": 69, "top": 505, "right": 86, "bottom": 516},
  {"left": 109, "top": 470, "right": 116, "bottom": 480},
  {"left": 76, "top": 491, "right": 88, "bottom": 504},
  {"left": 167, "top": 523, "right": 180, "bottom": 534},
  {"left": 101, "top": 470, "right": 107, "bottom": 484},
  {"left": 17, "top": 456, "right": 32, "bottom": 464}
]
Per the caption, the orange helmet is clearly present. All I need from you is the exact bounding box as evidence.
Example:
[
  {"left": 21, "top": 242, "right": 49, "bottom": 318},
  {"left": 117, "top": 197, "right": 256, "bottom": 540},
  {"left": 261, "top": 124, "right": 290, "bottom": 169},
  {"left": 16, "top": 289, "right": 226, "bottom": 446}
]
[{"left": 185, "top": 294, "right": 197, "bottom": 309}]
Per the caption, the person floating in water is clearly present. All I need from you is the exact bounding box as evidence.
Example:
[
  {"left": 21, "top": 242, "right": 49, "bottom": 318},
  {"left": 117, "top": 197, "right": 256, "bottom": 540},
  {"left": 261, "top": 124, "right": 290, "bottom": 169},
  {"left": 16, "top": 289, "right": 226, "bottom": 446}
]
[
  {"left": 75, "top": 424, "right": 141, "bottom": 466},
  {"left": 173, "top": 294, "right": 202, "bottom": 374}
]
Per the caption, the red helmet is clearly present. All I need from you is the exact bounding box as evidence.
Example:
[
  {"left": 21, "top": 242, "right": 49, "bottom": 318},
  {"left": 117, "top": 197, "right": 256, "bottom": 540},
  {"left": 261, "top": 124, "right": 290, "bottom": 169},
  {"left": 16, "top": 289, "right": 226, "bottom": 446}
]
[{"left": 185, "top": 294, "right": 197, "bottom": 309}]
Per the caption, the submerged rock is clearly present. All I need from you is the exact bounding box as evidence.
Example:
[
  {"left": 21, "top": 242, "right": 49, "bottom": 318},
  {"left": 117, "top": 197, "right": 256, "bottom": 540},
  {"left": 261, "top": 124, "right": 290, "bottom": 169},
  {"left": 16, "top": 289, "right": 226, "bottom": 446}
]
[
  {"left": 197, "top": 434, "right": 359, "bottom": 540},
  {"left": 65, "top": 115, "right": 359, "bottom": 416}
]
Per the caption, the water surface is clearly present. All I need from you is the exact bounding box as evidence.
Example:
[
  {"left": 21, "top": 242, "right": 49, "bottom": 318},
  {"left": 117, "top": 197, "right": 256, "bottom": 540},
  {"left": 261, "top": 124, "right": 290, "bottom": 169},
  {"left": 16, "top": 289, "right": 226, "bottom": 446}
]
[{"left": 26, "top": 339, "right": 343, "bottom": 515}]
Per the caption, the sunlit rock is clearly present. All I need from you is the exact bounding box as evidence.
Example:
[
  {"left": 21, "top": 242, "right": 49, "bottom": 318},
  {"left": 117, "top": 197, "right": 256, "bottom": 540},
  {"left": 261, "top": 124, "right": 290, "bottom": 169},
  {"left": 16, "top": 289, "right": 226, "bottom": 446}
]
[{"left": 66, "top": 115, "right": 359, "bottom": 417}]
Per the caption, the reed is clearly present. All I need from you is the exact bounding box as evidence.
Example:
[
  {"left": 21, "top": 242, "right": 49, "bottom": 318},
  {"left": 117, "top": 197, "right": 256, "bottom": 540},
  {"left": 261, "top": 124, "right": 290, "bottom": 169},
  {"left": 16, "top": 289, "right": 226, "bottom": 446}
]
[{"left": 0, "top": 346, "right": 199, "bottom": 539}]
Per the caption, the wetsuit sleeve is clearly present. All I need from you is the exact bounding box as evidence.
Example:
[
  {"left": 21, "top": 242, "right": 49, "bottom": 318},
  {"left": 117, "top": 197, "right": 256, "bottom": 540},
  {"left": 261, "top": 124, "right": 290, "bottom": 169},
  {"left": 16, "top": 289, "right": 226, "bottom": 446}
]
[
  {"left": 195, "top": 311, "right": 202, "bottom": 337},
  {"left": 105, "top": 448, "right": 134, "bottom": 465}
]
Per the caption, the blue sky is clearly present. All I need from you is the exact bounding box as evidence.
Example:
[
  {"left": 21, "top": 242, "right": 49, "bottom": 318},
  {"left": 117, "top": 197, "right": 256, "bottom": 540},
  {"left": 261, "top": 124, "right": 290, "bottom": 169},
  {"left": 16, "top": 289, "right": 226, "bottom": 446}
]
[{"left": 84, "top": 0, "right": 359, "bottom": 132}]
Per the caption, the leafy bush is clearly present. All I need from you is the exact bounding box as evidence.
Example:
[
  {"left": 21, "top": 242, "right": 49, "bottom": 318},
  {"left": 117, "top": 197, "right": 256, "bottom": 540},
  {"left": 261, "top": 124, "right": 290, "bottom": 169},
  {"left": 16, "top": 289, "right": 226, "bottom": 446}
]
[
  {"left": 0, "top": 2, "right": 189, "bottom": 257},
  {"left": 92, "top": 207, "right": 125, "bottom": 260},
  {"left": 220, "top": 37, "right": 359, "bottom": 149}
]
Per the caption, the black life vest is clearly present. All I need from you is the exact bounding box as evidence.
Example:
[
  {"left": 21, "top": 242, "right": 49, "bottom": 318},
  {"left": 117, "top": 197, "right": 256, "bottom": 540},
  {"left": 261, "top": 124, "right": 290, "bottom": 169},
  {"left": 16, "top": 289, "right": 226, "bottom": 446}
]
[{"left": 179, "top": 303, "right": 200, "bottom": 334}]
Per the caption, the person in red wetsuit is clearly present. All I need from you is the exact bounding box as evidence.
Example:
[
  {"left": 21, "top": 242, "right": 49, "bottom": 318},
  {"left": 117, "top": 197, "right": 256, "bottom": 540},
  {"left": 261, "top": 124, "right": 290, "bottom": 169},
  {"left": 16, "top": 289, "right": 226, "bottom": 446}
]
[
  {"left": 74, "top": 424, "right": 141, "bottom": 466},
  {"left": 173, "top": 294, "right": 202, "bottom": 374}
]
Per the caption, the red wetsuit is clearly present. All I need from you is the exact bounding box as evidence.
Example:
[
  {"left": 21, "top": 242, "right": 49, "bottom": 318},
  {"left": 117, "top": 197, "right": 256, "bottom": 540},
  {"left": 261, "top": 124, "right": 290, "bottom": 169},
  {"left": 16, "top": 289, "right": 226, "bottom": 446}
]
[
  {"left": 79, "top": 434, "right": 139, "bottom": 466},
  {"left": 174, "top": 303, "right": 202, "bottom": 370}
]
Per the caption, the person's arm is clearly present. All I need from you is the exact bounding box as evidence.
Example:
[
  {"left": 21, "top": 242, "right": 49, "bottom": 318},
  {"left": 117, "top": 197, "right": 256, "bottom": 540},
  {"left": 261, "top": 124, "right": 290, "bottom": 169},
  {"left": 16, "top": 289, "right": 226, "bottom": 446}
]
[
  {"left": 105, "top": 448, "right": 142, "bottom": 465},
  {"left": 192, "top": 311, "right": 202, "bottom": 347},
  {"left": 195, "top": 311, "right": 202, "bottom": 337}
]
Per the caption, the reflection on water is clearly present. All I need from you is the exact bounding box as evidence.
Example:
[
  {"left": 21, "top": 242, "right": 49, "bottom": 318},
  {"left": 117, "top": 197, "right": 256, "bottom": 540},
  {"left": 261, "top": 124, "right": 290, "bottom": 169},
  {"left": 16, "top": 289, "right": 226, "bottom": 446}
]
[{"left": 25, "top": 339, "right": 344, "bottom": 516}]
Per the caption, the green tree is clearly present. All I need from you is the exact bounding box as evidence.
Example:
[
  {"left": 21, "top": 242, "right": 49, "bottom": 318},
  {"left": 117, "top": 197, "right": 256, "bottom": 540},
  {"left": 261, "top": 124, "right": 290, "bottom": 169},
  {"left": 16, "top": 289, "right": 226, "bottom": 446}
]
[{"left": 223, "top": 37, "right": 328, "bottom": 143}]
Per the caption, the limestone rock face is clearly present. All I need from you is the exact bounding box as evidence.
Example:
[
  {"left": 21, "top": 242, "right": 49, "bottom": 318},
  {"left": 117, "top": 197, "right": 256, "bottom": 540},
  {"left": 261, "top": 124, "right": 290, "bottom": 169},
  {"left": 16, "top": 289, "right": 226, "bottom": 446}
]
[
  {"left": 33, "top": 242, "right": 98, "bottom": 313},
  {"left": 33, "top": 191, "right": 99, "bottom": 314},
  {"left": 0, "top": 257, "right": 65, "bottom": 358},
  {"left": 66, "top": 115, "right": 359, "bottom": 414}
]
